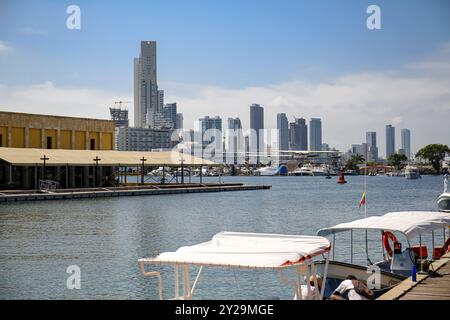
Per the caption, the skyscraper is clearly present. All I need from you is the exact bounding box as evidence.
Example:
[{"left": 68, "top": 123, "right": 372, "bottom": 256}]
[
  {"left": 176, "top": 113, "right": 183, "bottom": 130},
  {"left": 401, "top": 128, "right": 411, "bottom": 159},
  {"left": 309, "top": 118, "right": 322, "bottom": 151},
  {"left": 163, "top": 103, "right": 177, "bottom": 128},
  {"left": 134, "top": 41, "right": 158, "bottom": 128},
  {"left": 158, "top": 90, "right": 164, "bottom": 113},
  {"left": 277, "top": 113, "right": 289, "bottom": 151},
  {"left": 386, "top": 124, "right": 395, "bottom": 159},
  {"left": 199, "top": 116, "right": 222, "bottom": 149},
  {"left": 366, "top": 131, "right": 378, "bottom": 161},
  {"left": 227, "top": 117, "right": 243, "bottom": 164},
  {"left": 250, "top": 104, "right": 264, "bottom": 163},
  {"left": 289, "top": 118, "right": 308, "bottom": 151}
]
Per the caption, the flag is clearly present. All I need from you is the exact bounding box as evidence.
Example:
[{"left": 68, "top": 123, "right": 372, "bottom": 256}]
[{"left": 358, "top": 191, "right": 366, "bottom": 208}]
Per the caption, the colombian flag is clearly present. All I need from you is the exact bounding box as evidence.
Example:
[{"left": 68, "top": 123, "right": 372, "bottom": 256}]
[{"left": 358, "top": 192, "right": 366, "bottom": 208}]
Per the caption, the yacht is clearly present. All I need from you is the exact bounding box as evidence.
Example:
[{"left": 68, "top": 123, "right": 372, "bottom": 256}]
[
  {"left": 254, "top": 165, "right": 287, "bottom": 176},
  {"left": 404, "top": 165, "right": 421, "bottom": 179},
  {"left": 291, "top": 164, "right": 314, "bottom": 176}
]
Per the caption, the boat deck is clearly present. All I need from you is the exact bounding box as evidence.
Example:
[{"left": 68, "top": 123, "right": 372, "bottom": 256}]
[{"left": 378, "top": 252, "right": 450, "bottom": 300}]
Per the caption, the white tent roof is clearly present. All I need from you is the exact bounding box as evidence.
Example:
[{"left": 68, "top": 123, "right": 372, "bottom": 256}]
[
  {"left": 317, "top": 211, "right": 450, "bottom": 240},
  {"left": 139, "top": 232, "right": 331, "bottom": 269}
]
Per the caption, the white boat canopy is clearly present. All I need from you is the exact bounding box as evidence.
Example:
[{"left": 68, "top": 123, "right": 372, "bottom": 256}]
[
  {"left": 317, "top": 211, "right": 450, "bottom": 240},
  {"left": 139, "top": 232, "right": 331, "bottom": 300},
  {"left": 140, "top": 231, "right": 331, "bottom": 269}
]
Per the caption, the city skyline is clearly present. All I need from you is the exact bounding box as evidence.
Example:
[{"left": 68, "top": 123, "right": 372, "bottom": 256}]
[{"left": 0, "top": 1, "right": 449, "bottom": 156}]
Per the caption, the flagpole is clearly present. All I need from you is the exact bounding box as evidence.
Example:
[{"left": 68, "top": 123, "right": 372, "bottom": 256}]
[{"left": 365, "top": 149, "right": 369, "bottom": 265}]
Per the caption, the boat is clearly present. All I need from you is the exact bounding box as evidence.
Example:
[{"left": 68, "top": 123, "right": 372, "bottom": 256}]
[
  {"left": 404, "top": 165, "right": 421, "bottom": 179},
  {"left": 138, "top": 231, "right": 331, "bottom": 300},
  {"left": 291, "top": 164, "right": 314, "bottom": 176},
  {"left": 254, "top": 165, "right": 287, "bottom": 176},
  {"left": 315, "top": 211, "right": 450, "bottom": 297},
  {"left": 437, "top": 174, "right": 450, "bottom": 212}
]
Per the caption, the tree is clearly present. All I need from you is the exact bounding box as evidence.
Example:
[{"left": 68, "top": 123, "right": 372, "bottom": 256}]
[
  {"left": 345, "top": 155, "right": 365, "bottom": 171},
  {"left": 388, "top": 153, "right": 408, "bottom": 171},
  {"left": 416, "top": 144, "right": 450, "bottom": 173}
]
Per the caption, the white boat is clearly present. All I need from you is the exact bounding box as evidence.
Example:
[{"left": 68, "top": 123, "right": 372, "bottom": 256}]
[
  {"left": 149, "top": 166, "right": 172, "bottom": 177},
  {"left": 316, "top": 211, "right": 450, "bottom": 297},
  {"left": 254, "top": 165, "right": 287, "bottom": 176},
  {"left": 139, "top": 232, "right": 331, "bottom": 300},
  {"left": 404, "top": 165, "right": 421, "bottom": 179},
  {"left": 438, "top": 174, "right": 449, "bottom": 212},
  {"left": 291, "top": 164, "right": 314, "bottom": 176}
]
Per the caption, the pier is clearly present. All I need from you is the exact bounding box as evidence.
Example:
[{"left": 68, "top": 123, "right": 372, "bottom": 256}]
[
  {"left": 0, "top": 183, "right": 271, "bottom": 202},
  {"left": 378, "top": 252, "right": 450, "bottom": 300}
]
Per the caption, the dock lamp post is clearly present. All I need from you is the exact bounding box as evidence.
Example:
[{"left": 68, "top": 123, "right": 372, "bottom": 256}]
[
  {"left": 40, "top": 155, "right": 49, "bottom": 181},
  {"left": 93, "top": 156, "right": 101, "bottom": 187},
  {"left": 180, "top": 150, "right": 185, "bottom": 184},
  {"left": 140, "top": 156, "right": 147, "bottom": 185}
]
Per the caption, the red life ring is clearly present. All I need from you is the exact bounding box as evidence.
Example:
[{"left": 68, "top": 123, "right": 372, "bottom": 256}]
[{"left": 382, "top": 231, "right": 398, "bottom": 257}]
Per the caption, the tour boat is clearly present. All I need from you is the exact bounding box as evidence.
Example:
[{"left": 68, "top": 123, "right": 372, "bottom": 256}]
[
  {"left": 404, "top": 165, "right": 421, "bottom": 179},
  {"left": 139, "top": 231, "right": 331, "bottom": 300},
  {"left": 315, "top": 211, "right": 450, "bottom": 298}
]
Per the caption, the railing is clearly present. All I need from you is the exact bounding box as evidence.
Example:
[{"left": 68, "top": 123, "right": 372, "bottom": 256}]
[{"left": 39, "top": 180, "right": 60, "bottom": 192}]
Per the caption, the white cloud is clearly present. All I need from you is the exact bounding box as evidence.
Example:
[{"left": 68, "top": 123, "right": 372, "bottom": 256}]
[
  {"left": 0, "top": 81, "right": 132, "bottom": 121},
  {"left": 0, "top": 40, "right": 12, "bottom": 54}
]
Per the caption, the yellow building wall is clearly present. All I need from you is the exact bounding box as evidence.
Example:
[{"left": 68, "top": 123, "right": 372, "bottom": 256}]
[
  {"left": 0, "top": 126, "right": 7, "bottom": 147},
  {"left": 102, "top": 132, "right": 112, "bottom": 150},
  {"left": 29, "top": 128, "right": 41, "bottom": 148},
  {"left": 11, "top": 127, "right": 25, "bottom": 148},
  {"left": 60, "top": 130, "right": 72, "bottom": 149},
  {"left": 74, "top": 131, "right": 86, "bottom": 150},
  {"left": 45, "top": 129, "right": 57, "bottom": 149},
  {"left": 89, "top": 132, "right": 99, "bottom": 150}
]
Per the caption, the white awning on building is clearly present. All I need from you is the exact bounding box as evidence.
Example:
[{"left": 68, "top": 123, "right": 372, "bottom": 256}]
[
  {"left": 317, "top": 211, "right": 450, "bottom": 240},
  {"left": 0, "top": 147, "right": 215, "bottom": 166},
  {"left": 139, "top": 231, "right": 331, "bottom": 269}
]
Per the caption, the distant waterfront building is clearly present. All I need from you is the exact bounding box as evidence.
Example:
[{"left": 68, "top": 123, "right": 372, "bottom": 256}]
[
  {"left": 350, "top": 143, "right": 368, "bottom": 158},
  {"left": 365, "top": 131, "right": 378, "bottom": 161},
  {"left": 250, "top": 104, "right": 264, "bottom": 163},
  {"left": 277, "top": 113, "right": 289, "bottom": 151},
  {"left": 321, "top": 143, "right": 330, "bottom": 151},
  {"left": 309, "top": 118, "right": 322, "bottom": 151},
  {"left": 116, "top": 127, "right": 173, "bottom": 151},
  {"left": 109, "top": 107, "right": 129, "bottom": 128},
  {"left": 386, "top": 124, "right": 396, "bottom": 159},
  {"left": 289, "top": 118, "right": 308, "bottom": 151},
  {"left": 227, "top": 117, "right": 243, "bottom": 164},
  {"left": 163, "top": 103, "right": 177, "bottom": 128},
  {"left": 176, "top": 113, "right": 183, "bottom": 130},
  {"left": 134, "top": 41, "right": 159, "bottom": 128},
  {"left": 158, "top": 90, "right": 164, "bottom": 113},
  {"left": 199, "top": 116, "right": 222, "bottom": 149},
  {"left": 401, "top": 128, "right": 411, "bottom": 159}
]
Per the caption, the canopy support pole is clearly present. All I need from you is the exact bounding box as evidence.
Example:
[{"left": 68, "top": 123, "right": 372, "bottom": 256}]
[
  {"left": 365, "top": 229, "right": 371, "bottom": 266},
  {"left": 174, "top": 264, "right": 180, "bottom": 299},
  {"left": 432, "top": 230, "right": 435, "bottom": 259},
  {"left": 305, "top": 263, "right": 312, "bottom": 300},
  {"left": 190, "top": 266, "right": 203, "bottom": 297},
  {"left": 183, "top": 265, "right": 191, "bottom": 300},
  {"left": 350, "top": 230, "right": 353, "bottom": 264},
  {"left": 332, "top": 232, "right": 335, "bottom": 260},
  {"left": 320, "top": 252, "right": 330, "bottom": 300},
  {"left": 294, "top": 266, "right": 302, "bottom": 300}
]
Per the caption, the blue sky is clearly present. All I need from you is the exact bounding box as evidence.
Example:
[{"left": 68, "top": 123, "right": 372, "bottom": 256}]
[
  {"left": 1, "top": 0, "right": 449, "bottom": 90},
  {"left": 0, "top": 0, "right": 449, "bottom": 154}
]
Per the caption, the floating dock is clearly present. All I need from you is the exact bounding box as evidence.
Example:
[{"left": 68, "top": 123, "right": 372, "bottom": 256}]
[
  {"left": 0, "top": 183, "right": 271, "bottom": 202},
  {"left": 378, "top": 252, "right": 450, "bottom": 300}
]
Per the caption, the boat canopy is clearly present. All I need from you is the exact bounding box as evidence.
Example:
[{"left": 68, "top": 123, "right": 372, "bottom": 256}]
[
  {"left": 317, "top": 211, "right": 450, "bottom": 240},
  {"left": 139, "top": 231, "right": 331, "bottom": 269}
]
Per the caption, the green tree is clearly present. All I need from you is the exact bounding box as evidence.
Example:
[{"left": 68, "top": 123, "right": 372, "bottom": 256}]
[
  {"left": 388, "top": 153, "right": 408, "bottom": 171},
  {"left": 416, "top": 144, "right": 450, "bottom": 173},
  {"left": 345, "top": 154, "right": 365, "bottom": 171}
]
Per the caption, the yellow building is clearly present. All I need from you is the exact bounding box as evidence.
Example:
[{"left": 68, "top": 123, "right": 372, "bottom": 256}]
[
  {"left": 0, "top": 111, "right": 116, "bottom": 189},
  {"left": 0, "top": 111, "right": 115, "bottom": 150}
]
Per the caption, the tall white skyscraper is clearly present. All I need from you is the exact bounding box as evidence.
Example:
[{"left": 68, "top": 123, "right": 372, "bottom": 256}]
[
  {"left": 401, "top": 128, "right": 411, "bottom": 159},
  {"left": 309, "top": 118, "right": 322, "bottom": 151},
  {"left": 250, "top": 104, "right": 264, "bottom": 164},
  {"left": 134, "top": 41, "right": 158, "bottom": 128},
  {"left": 386, "top": 124, "right": 395, "bottom": 159}
]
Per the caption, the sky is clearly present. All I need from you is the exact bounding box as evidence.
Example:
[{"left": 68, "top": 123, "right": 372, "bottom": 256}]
[{"left": 0, "top": 0, "right": 449, "bottom": 156}]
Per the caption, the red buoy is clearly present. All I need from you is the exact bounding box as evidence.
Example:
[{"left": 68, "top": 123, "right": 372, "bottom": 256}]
[{"left": 337, "top": 171, "right": 347, "bottom": 184}]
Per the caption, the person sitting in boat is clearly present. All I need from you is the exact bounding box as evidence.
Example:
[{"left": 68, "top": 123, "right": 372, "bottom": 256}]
[
  {"left": 294, "top": 275, "right": 323, "bottom": 300},
  {"left": 330, "top": 275, "right": 374, "bottom": 300}
]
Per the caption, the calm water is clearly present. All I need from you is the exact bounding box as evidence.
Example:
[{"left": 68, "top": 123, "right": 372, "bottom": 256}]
[{"left": 0, "top": 175, "right": 445, "bottom": 300}]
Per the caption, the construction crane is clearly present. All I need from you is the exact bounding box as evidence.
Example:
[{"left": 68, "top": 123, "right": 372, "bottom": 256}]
[{"left": 114, "top": 100, "right": 132, "bottom": 109}]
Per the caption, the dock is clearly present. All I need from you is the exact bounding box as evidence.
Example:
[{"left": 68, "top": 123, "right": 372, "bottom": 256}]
[
  {"left": 378, "top": 252, "right": 450, "bottom": 300},
  {"left": 0, "top": 183, "right": 271, "bottom": 202}
]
